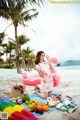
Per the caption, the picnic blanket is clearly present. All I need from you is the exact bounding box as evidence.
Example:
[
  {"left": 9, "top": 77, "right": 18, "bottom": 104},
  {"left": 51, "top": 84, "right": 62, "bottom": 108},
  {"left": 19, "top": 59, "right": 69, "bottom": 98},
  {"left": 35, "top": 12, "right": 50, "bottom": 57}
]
[{"left": 22, "top": 93, "right": 57, "bottom": 116}]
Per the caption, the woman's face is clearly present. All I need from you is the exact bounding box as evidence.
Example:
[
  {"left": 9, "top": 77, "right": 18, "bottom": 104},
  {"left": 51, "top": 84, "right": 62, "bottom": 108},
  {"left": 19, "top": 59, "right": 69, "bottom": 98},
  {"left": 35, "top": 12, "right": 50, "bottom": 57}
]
[{"left": 40, "top": 53, "right": 45, "bottom": 62}]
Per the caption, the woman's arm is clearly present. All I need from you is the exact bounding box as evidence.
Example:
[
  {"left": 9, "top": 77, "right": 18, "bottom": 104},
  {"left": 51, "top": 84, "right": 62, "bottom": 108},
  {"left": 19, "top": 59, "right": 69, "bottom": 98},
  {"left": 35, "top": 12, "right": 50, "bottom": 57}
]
[
  {"left": 34, "top": 66, "right": 45, "bottom": 78},
  {"left": 46, "top": 55, "right": 54, "bottom": 70},
  {"left": 38, "top": 69, "right": 45, "bottom": 78}
]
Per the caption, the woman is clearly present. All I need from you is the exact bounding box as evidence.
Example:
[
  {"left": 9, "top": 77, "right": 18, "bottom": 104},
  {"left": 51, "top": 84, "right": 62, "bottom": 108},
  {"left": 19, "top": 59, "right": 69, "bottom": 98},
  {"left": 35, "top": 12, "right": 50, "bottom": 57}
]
[{"left": 35, "top": 51, "right": 54, "bottom": 99}]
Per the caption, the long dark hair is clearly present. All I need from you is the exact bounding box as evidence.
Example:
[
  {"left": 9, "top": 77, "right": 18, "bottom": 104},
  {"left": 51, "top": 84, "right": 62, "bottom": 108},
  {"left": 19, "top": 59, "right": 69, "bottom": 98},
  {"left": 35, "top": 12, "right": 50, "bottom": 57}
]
[{"left": 35, "top": 51, "right": 45, "bottom": 64}]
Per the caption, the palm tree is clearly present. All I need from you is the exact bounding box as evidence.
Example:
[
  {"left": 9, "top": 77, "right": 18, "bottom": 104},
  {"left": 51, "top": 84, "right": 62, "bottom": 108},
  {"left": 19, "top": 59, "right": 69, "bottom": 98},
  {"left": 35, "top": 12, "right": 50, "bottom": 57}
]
[
  {"left": 7, "top": 41, "right": 16, "bottom": 66},
  {"left": 0, "top": 58, "right": 4, "bottom": 64},
  {"left": 21, "top": 49, "right": 27, "bottom": 70},
  {"left": 3, "top": 44, "right": 10, "bottom": 60},
  {"left": 0, "top": 51, "right": 4, "bottom": 58},
  {"left": 18, "top": 35, "right": 30, "bottom": 55},
  {"left": 9, "top": 34, "right": 30, "bottom": 71},
  {"left": 22, "top": 46, "right": 34, "bottom": 71},
  {"left": 0, "top": 0, "right": 44, "bottom": 8},
  {"left": 0, "top": 32, "right": 5, "bottom": 44},
  {"left": 0, "top": 33, "right": 6, "bottom": 65},
  {"left": 1, "top": 41, "right": 15, "bottom": 65},
  {"left": 0, "top": 0, "right": 39, "bottom": 73},
  {"left": 18, "top": 35, "right": 30, "bottom": 71},
  {"left": 0, "top": 50, "right": 4, "bottom": 65},
  {"left": 27, "top": 53, "right": 35, "bottom": 70}
]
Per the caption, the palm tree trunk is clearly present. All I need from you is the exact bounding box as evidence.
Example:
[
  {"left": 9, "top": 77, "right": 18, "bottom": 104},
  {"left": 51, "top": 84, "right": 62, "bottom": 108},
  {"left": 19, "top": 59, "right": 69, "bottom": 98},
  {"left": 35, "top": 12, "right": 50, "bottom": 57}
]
[
  {"left": 14, "top": 25, "right": 21, "bottom": 73},
  {"left": 22, "top": 55, "right": 27, "bottom": 71},
  {"left": 5, "top": 53, "right": 7, "bottom": 61},
  {"left": 9, "top": 51, "right": 11, "bottom": 66},
  {"left": 20, "top": 46, "right": 22, "bottom": 55},
  {"left": 24, "top": 58, "right": 27, "bottom": 71}
]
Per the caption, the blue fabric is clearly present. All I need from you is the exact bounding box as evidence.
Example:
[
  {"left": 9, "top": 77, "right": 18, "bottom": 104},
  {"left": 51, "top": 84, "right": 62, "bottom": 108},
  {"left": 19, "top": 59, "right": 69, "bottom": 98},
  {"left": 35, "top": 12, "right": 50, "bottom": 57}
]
[
  {"left": 22, "top": 93, "right": 57, "bottom": 116},
  {"left": 0, "top": 98, "right": 10, "bottom": 103}
]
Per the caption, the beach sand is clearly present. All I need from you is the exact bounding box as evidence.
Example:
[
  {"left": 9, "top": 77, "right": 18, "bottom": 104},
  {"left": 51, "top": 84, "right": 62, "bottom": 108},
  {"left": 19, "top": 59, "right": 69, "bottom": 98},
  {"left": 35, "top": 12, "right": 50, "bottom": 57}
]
[{"left": 0, "top": 68, "right": 80, "bottom": 120}]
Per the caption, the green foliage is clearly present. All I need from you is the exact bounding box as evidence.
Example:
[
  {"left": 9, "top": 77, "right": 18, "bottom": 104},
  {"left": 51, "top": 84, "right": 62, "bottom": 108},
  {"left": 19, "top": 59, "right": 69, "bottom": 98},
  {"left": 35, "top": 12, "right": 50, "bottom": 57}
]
[
  {"left": 0, "top": 0, "right": 39, "bottom": 27},
  {"left": 8, "top": 41, "right": 16, "bottom": 50},
  {"left": 0, "top": 32, "right": 5, "bottom": 44},
  {"left": 0, "top": 65, "right": 13, "bottom": 69},
  {"left": 18, "top": 35, "right": 30, "bottom": 45},
  {"left": 0, "top": 0, "right": 45, "bottom": 72},
  {"left": 0, "top": 57, "right": 4, "bottom": 64},
  {"left": 0, "top": 51, "right": 4, "bottom": 56},
  {"left": 0, "top": 0, "right": 45, "bottom": 10}
]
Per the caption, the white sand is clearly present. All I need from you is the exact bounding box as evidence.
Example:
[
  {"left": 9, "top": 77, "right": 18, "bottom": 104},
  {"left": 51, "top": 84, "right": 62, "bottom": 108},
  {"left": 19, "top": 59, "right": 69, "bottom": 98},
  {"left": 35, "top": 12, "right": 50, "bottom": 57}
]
[
  {"left": 54, "top": 69, "right": 80, "bottom": 98},
  {"left": 0, "top": 68, "right": 80, "bottom": 120}
]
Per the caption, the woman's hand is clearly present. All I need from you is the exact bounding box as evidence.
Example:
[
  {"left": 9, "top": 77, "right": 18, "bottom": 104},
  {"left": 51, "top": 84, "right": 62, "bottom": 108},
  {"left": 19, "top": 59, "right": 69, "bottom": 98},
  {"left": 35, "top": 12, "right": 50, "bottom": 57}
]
[
  {"left": 46, "top": 55, "right": 54, "bottom": 70},
  {"left": 46, "top": 55, "right": 51, "bottom": 63},
  {"left": 38, "top": 69, "right": 45, "bottom": 78},
  {"left": 34, "top": 66, "right": 45, "bottom": 78}
]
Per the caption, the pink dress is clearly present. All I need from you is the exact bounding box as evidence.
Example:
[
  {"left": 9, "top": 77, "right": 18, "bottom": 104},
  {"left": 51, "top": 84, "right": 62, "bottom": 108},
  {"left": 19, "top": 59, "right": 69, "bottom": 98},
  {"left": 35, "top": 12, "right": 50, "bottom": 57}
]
[{"left": 36, "top": 61, "right": 53, "bottom": 92}]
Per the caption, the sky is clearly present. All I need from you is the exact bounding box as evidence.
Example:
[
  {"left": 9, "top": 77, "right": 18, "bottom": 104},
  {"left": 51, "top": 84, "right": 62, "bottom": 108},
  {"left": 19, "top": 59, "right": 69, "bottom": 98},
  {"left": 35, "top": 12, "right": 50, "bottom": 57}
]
[{"left": 0, "top": 1, "right": 80, "bottom": 61}]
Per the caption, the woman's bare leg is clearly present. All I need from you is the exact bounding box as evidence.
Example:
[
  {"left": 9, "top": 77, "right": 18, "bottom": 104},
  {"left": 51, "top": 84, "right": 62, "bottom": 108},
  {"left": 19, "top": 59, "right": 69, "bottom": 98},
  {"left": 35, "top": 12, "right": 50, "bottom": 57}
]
[
  {"left": 48, "top": 91, "right": 53, "bottom": 97},
  {"left": 35, "top": 90, "right": 48, "bottom": 99}
]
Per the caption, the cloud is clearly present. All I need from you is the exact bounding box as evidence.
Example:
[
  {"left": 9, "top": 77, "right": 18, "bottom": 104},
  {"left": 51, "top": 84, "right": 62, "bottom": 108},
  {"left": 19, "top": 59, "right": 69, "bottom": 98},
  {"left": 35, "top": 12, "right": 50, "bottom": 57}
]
[{"left": 30, "top": 4, "right": 80, "bottom": 60}]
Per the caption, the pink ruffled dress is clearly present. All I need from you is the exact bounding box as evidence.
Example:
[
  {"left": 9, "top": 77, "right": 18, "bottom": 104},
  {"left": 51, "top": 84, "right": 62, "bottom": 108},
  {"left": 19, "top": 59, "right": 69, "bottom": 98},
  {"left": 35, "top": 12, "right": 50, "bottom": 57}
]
[{"left": 36, "top": 61, "right": 53, "bottom": 92}]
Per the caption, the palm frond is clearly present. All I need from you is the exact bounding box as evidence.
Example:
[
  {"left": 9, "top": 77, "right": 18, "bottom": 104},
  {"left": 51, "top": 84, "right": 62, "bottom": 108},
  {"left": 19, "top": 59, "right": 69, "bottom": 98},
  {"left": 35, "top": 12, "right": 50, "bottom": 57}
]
[
  {"left": 18, "top": 34, "right": 30, "bottom": 45},
  {"left": 0, "top": 43, "right": 7, "bottom": 47},
  {"left": 15, "top": 1, "right": 26, "bottom": 12},
  {"left": 0, "top": 9, "right": 10, "bottom": 19},
  {"left": 23, "top": 11, "right": 39, "bottom": 21},
  {"left": 24, "top": 24, "right": 36, "bottom": 33},
  {"left": 21, "top": 8, "right": 37, "bottom": 16},
  {"left": 8, "top": 0, "right": 15, "bottom": 8},
  {"left": 4, "top": 23, "right": 12, "bottom": 32},
  {"left": 0, "top": 32, "right": 5, "bottom": 44},
  {"left": 0, "top": 0, "right": 8, "bottom": 9},
  {"left": 28, "top": 0, "right": 45, "bottom": 6},
  {"left": 8, "top": 37, "right": 15, "bottom": 43}
]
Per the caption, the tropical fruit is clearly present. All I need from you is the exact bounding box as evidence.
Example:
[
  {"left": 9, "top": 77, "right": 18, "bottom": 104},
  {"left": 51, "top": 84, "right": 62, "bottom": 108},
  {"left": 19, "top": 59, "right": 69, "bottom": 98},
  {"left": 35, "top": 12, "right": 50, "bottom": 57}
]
[
  {"left": 43, "top": 105, "right": 49, "bottom": 111},
  {"left": 37, "top": 105, "right": 43, "bottom": 110},
  {"left": 22, "top": 94, "right": 30, "bottom": 102}
]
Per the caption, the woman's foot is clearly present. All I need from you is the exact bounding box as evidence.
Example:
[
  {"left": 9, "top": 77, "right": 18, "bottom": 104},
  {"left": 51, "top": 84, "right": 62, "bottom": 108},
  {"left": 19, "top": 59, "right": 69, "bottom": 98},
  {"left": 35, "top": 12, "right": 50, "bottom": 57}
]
[
  {"left": 34, "top": 86, "right": 40, "bottom": 93},
  {"left": 34, "top": 89, "right": 39, "bottom": 94}
]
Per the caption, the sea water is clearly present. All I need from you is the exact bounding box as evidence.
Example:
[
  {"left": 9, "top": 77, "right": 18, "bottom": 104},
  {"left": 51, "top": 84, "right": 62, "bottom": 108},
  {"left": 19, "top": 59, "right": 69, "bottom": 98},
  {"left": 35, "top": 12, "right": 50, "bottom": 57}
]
[{"left": 55, "top": 65, "right": 80, "bottom": 70}]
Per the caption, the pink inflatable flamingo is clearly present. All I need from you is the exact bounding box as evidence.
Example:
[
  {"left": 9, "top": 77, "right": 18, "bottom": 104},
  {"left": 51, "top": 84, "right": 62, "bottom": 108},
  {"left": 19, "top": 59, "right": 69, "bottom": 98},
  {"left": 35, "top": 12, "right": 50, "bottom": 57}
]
[
  {"left": 22, "top": 72, "right": 60, "bottom": 87},
  {"left": 22, "top": 57, "right": 60, "bottom": 87},
  {"left": 50, "top": 57, "right": 60, "bottom": 64}
]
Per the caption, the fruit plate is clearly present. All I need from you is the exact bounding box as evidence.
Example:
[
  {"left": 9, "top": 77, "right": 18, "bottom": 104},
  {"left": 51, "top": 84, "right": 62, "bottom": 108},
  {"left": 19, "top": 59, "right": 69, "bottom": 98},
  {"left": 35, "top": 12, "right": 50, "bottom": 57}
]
[{"left": 21, "top": 102, "right": 57, "bottom": 116}]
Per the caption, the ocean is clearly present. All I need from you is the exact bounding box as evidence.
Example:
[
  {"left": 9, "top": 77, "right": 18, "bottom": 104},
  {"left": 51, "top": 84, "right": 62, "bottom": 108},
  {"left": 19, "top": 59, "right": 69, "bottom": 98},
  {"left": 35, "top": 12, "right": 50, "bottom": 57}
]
[{"left": 55, "top": 65, "right": 80, "bottom": 70}]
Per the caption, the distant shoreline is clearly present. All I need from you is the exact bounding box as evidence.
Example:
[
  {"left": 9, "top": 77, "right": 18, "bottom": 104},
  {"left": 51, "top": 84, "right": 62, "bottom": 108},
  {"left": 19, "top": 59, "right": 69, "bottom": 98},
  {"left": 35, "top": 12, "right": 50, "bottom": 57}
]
[
  {"left": 55, "top": 65, "right": 80, "bottom": 70},
  {"left": 0, "top": 65, "right": 80, "bottom": 70}
]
